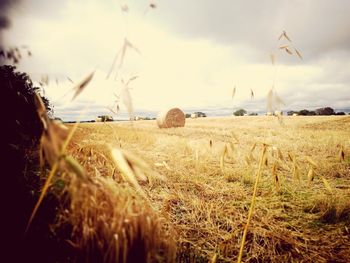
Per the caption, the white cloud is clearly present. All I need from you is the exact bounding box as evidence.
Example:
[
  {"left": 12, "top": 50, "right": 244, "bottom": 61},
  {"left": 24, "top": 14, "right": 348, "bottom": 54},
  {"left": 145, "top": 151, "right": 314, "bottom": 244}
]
[{"left": 3, "top": 0, "right": 350, "bottom": 120}]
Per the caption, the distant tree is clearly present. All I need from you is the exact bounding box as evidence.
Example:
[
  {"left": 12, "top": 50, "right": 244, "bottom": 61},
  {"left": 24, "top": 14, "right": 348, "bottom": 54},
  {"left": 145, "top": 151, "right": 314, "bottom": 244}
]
[
  {"left": 234, "top": 108, "right": 247, "bottom": 116},
  {"left": 193, "top": 112, "right": 207, "bottom": 117},
  {"left": 298, "top": 109, "right": 310, "bottom": 116},
  {"left": 315, "top": 107, "right": 335, "bottom": 115},
  {"left": 335, "top": 112, "right": 345, "bottom": 115},
  {"left": 309, "top": 111, "right": 316, "bottom": 116},
  {"left": 249, "top": 112, "right": 258, "bottom": 116},
  {"left": 297, "top": 109, "right": 316, "bottom": 116},
  {"left": 185, "top": 113, "right": 191, "bottom": 118}
]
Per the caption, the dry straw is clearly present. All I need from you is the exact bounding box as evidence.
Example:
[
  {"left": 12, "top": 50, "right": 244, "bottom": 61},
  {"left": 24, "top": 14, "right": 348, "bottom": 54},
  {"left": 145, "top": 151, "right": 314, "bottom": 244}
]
[
  {"left": 237, "top": 144, "right": 267, "bottom": 263},
  {"left": 339, "top": 145, "right": 345, "bottom": 162},
  {"left": 110, "top": 147, "right": 165, "bottom": 199},
  {"left": 271, "top": 161, "right": 280, "bottom": 192},
  {"left": 30, "top": 95, "right": 176, "bottom": 262},
  {"left": 27, "top": 93, "right": 84, "bottom": 232},
  {"left": 157, "top": 108, "right": 186, "bottom": 128},
  {"left": 220, "top": 144, "right": 228, "bottom": 174}
]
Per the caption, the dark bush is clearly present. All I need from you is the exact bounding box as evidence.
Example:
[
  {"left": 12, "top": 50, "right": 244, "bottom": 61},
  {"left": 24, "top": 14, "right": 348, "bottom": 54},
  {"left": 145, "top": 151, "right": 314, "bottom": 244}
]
[
  {"left": 298, "top": 109, "right": 316, "bottom": 116},
  {"left": 315, "top": 107, "right": 335, "bottom": 115},
  {"left": 335, "top": 112, "right": 345, "bottom": 115},
  {"left": 1, "top": 65, "right": 72, "bottom": 262},
  {"left": 234, "top": 108, "right": 247, "bottom": 116},
  {"left": 2, "top": 65, "right": 52, "bottom": 146}
]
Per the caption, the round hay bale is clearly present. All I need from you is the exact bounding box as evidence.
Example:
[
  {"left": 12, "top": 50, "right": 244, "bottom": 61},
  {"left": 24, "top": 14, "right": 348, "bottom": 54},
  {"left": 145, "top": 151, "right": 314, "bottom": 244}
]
[{"left": 157, "top": 108, "right": 185, "bottom": 128}]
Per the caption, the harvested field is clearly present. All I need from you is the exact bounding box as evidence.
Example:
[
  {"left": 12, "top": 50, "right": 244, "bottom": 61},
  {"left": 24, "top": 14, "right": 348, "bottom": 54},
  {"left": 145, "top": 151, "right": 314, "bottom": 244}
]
[{"left": 66, "top": 115, "right": 350, "bottom": 262}]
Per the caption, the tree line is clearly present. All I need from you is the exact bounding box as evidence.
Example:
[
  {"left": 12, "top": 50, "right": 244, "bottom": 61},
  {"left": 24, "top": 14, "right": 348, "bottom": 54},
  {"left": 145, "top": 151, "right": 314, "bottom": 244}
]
[{"left": 233, "top": 107, "right": 348, "bottom": 116}]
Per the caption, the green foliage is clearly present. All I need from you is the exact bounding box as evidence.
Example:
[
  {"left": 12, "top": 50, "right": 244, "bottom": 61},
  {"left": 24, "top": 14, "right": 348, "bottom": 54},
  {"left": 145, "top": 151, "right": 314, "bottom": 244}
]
[
  {"left": 298, "top": 109, "right": 316, "bottom": 116},
  {"left": 335, "top": 112, "right": 345, "bottom": 115},
  {"left": 2, "top": 65, "right": 52, "bottom": 146},
  {"left": 288, "top": 108, "right": 343, "bottom": 116},
  {"left": 234, "top": 108, "right": 247, "bottom": 116}
]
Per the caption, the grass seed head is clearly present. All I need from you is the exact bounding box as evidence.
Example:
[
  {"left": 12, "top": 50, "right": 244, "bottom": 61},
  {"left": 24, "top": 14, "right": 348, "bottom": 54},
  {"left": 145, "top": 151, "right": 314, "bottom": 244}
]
[
  {"left": 321, "top": 176, "right": 333, "bottom": 194},
  {"left": 71, "top": 71, "right": 95, "bottom": 101},
  {"left": 307, "top": 167, "right": 315, "bottom": 186},
  {"left": 220, "top": 144, "right": 228, "bottom": 173},
  {"left": 339, "top": 145, "right": 345, "bottom": 162},
  {"left": 272, "top": 162, "right": 280, "bottom": 192},
  {"left": 306, "top": 157, "right": 318, "bottom": 168}
]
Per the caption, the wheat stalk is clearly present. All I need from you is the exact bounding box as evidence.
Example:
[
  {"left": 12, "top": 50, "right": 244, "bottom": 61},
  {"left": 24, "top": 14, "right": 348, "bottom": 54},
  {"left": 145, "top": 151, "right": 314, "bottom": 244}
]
[
  {"left": 272, "top": 162, "right": 280, "bottom": 192},
  {"left": 220, "top": 144, "right": 228, "bottom": 174},
  {"left": 307, "top": 167, "right": 314, "bottom": 186},
  {"left": 237, "top": 144, "right": 267, "bottom": 263},
  {"left": 339, "top": 145, "right": 345, "bottom": 162},
  {"left": 26, "top": 119, "right": 80, "bottom": 232},
  {"left": 321, "top": 176, "right": 333, "bottom": 194}
]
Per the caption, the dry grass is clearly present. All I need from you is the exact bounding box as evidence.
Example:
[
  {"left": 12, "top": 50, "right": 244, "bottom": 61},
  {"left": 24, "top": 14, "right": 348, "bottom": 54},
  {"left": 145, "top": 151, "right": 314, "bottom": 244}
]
[
  {"left": 58, "top": 174, "right": 176, "bottom": 263},
  {"left": 28, "top": 94, "right": 176, "bottom": 262},
  {"left": 54, "top": 115, "right": 350, "bottom": 262}
]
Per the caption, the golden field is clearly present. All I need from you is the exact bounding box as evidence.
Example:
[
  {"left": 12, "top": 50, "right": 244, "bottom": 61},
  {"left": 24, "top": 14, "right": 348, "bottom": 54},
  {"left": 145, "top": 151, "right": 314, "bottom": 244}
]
[{"left": 65, "top": 115, "right": 350, "bottom": 262}]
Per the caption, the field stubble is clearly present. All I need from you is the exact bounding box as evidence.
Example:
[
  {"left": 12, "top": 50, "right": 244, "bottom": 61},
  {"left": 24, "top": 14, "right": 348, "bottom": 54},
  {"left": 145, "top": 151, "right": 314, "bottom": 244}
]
[{"left": 68, "top": 115, "right": 350, "bottom": 262}]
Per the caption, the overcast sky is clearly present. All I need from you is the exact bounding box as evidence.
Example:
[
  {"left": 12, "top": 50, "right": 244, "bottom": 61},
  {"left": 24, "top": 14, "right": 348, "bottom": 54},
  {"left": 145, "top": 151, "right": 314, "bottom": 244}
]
[{"left": 2, "top": 0, "right": 350, "bottom": 120}]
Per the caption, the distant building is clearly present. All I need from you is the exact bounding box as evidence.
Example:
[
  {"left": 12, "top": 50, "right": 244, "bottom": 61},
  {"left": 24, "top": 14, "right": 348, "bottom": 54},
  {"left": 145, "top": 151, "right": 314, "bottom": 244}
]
[{"left": 96, "top": 115, "right": 113, "bottom": 122}]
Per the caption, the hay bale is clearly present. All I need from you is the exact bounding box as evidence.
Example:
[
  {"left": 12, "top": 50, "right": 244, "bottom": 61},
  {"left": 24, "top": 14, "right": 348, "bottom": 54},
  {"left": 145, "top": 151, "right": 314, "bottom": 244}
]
[{"left": 157, "top": 108, "right": 185, "bottom": 128}]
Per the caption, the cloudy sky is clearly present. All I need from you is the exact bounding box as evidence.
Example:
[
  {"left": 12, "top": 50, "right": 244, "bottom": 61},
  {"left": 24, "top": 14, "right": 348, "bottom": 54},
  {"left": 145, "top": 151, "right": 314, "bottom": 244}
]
[{"left": 2, "top": 0, "right": 350, "bottom": 120}]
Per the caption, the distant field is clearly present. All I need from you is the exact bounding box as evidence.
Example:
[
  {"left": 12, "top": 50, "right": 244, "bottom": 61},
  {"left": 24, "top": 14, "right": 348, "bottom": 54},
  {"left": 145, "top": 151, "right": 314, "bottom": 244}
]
[{"left": 69, "top": 116, "right": 350, "bottom": 262}]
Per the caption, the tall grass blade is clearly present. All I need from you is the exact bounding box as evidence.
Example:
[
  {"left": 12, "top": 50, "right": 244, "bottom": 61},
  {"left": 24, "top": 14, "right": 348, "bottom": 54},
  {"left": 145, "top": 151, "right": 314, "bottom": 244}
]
[{"left": 237, "top": 145, "right": 267, "bottom": 263}]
